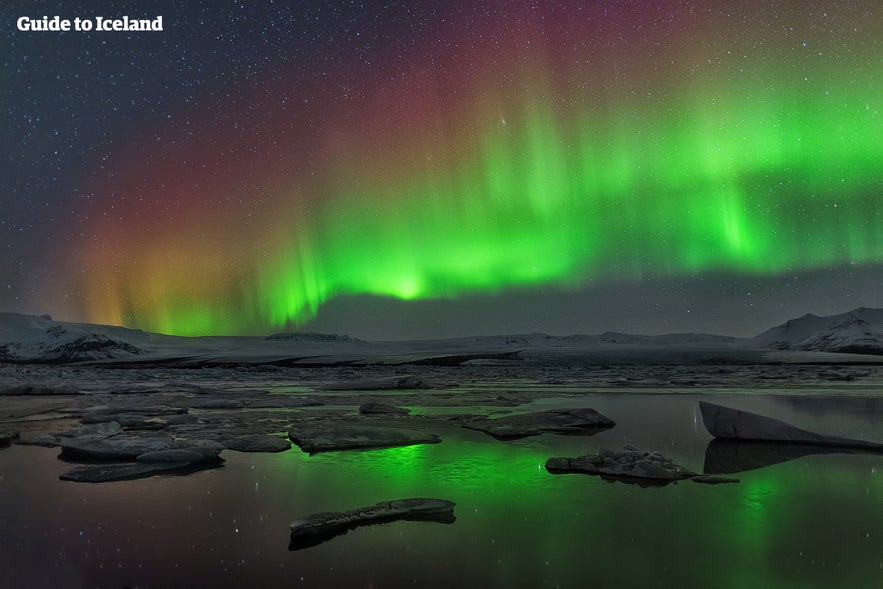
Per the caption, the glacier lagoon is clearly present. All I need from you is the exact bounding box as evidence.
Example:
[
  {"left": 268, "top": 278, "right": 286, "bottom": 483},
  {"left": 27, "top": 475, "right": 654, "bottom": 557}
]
[{"left": 1, "top": 365, "right": 881, "bottom": 589}]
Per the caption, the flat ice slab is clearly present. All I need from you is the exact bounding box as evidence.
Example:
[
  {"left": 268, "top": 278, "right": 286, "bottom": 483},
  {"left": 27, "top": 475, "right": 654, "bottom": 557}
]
[
  {"left": 464, "top": 408, "right": 615, "bottom": 440},
  {"left": 289, "top": 498, "right": 455, "bottom": 549},
  {"left": 288, "top": 425, "right": 441, "bottom": 453}
]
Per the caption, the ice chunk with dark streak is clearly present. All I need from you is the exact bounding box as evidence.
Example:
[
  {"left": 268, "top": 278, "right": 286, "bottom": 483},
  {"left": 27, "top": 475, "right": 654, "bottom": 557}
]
[
  {"left": 289, "top": 498, "right": 456, "bottom": 550},
  {"left": 699, "top": 401, "right": 883, "bottom": 450}
]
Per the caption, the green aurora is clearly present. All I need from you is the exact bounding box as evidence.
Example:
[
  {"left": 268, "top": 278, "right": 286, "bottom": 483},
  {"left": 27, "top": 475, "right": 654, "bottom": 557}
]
[
  {"left": 74, "top": 11, "right": 883, "bottom": 336},
  {"left": 251, "top": 80, "right": 882, "bottom": 336}
]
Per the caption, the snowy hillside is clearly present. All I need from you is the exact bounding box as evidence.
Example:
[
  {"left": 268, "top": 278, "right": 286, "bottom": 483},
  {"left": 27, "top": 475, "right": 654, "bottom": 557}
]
[
  {"left": 752, "top": 308, "right": 883, "bottom": 355},
  {"left": 1, "top": 309, "right": 881, "bottom": 365},
  {"left": 0, "top": 313, "right": 152, "bottom": 362},
  {"left": 0, "top": 313, "right": 366, "bottom": 364}
]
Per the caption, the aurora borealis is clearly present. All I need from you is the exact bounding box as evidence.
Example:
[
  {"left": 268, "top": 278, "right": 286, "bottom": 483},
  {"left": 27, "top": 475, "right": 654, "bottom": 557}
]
[{"left": 3, "top": 1, "right": 882, "bottom": 336}]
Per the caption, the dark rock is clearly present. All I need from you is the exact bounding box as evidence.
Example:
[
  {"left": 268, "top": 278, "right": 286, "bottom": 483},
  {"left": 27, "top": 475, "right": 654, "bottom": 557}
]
[
  {"left": 165, "top": 414, "right": 200, "bottom": 425},
  {"left": 463, "top": 408, "right": 615, "bottom": 440},
  {"left": 289, "top": 498, "right": 456, "bottom": 550},
  {"left": 20, "top": 421, "right": 122, "bottom": 448},
  {"left": 248, "top": 398, "right": 324, "bottom": 409},
  {"left": 60, "top": 462, "right": 188, "bottom": 482},
  {"left": 117, "top": 415, "right": 168, "bottom": 430},
  {"left": 288, "top": 425, "right": 441, "bottom": 454},
  {"left": 0, "top": 384, "right": 79, "bottom": 396},
  {"left": 699, "top": 401, "right": 883, "bottom": 450},
  {"left": 632, "top": 460, "right": 679, "bottom": 479},
  {"left": 16, "top": 436, "right": 57, "bottom": 448},
  {"left": 492, "top": 395, "right": 522, "bottom": 406},
  {"left": 79, "top": 415, "right": 118, "bottom": 424},
  {"left": 136, "top": 441, "right": 223, "bottom": 464},
  {"left": 79, "top": 413, "right": 168, "bottom": 429},
  {"left": 62, "top": 421, "right": 122, "bottom": 438},
  {"left": 319, "top": 375, "right": 430, "bottom": 391},
  {"left": 691, "top": 475, "right": 740, "bottom": 485},
  {"left": 58, "top": 436, "right": 223, "bottom": 482},
  {"left": 82, "top": 405, "right": 187, "bottom": 419},
  {"left": 220, "top": 434, "right": 291, "bottom": 453},
  {"left": 59, "top": 457, "right": 222, "bottom": 483},
  {"left": 359, "top": 402, "right": 410, "bottom": 416},
  {"left": 0, "top": 432, "right": 18, "bottom": 447},
  {"left": 44, "top": 334, "right": 143, "bottom": 362},
  {"left": 60, "top": 434, "right": 173, "bottom": 460},
  {"left": 181, "top": 399, "right": 244, "bottom": 410},
  {"left": 546, "top": 447, "right": 698, "bottom": 485}
]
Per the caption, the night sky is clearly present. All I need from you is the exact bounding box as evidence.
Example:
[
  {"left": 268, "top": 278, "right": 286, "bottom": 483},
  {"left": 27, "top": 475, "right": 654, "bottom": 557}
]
[{"left": 2, "top": 1, "right": 881, "bottom": 339}]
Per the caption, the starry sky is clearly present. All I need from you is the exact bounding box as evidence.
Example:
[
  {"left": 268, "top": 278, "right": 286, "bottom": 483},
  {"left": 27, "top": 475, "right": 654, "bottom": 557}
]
[{"left": 2, "top": 1, "right": 881, "bottom": 339}]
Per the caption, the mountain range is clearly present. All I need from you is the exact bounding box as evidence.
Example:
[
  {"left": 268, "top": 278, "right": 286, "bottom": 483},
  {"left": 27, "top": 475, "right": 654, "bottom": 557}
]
[{"left": 0, "top": 308, "right": 880, "bottom": 366}]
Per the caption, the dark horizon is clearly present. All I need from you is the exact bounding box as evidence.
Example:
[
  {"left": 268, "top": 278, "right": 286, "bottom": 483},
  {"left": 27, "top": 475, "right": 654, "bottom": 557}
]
[{"left": 5, "top": 287, "right": 880, "bottom": 343}]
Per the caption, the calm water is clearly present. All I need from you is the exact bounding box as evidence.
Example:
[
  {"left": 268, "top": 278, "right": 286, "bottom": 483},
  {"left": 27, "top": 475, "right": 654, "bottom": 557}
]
[{"left": 1, "top": 392, "right": 881, "bottom": 588}]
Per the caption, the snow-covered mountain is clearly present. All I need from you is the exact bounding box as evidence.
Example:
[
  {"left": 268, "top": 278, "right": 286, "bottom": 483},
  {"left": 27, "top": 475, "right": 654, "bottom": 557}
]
[
  {"left": 752, "top": 308, "right": 883, "bottom": 355},
  {"left": 0, "top": 313, "right": 151, "bottom": 362},
  {"left": 0, "top": 313, "right": 366, "bottom": 364},
  {"left": 0, "top": 308, "right": 881, "bottom": 365}
]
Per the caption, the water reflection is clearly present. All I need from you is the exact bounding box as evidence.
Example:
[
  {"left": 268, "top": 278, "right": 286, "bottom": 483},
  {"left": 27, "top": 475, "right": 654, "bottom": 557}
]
[
  {"left": 1, "top": 393, "right": 882, "bottom": 588},
  {"left": 703, "top": 439, "right": 881, "bottom": 475}
]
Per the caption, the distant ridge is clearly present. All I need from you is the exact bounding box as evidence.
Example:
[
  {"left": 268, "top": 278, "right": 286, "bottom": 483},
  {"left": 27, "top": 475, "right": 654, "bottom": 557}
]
[
  {"left": 0, "top": 313, "right": 151, "bottom": 362},
  {"left": 0, "top": 308, "right": 881, "bottom": 365},
  {"left": 752, "top": 307, "right": 883, "bottom": 355},
  {"left": 0, "top": 312, "right": 363, "bottom": 364},
  {"left": 264, "top": 332, "right": 360, "bottom": 343}
]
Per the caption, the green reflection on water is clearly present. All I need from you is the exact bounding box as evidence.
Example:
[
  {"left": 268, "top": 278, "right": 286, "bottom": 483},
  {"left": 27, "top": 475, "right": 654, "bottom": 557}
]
[{"left": 276, "top": 432, "right": 883, "bottom": 588}]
